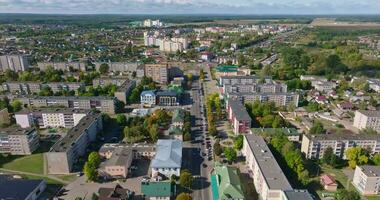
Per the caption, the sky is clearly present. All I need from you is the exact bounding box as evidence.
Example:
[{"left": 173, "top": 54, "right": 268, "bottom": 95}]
[{"left": 0, "top": 0, "right": 379, "bottom": 14}]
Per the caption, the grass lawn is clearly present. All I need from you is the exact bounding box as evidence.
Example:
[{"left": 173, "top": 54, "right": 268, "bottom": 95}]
[
  {"left": 367, "top": 197, "right": 380, "bottom": 200},
  {"left": 56, "top": 174, "right": 77, "bottom": 182},
  {"left": 320, "top": 165, "right": 351, "bottom": 189},
  {"left": 2, "top": 153, "right": 44, "bottom": 174}
]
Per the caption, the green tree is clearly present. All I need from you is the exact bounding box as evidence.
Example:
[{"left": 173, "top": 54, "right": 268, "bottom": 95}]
[
  {"left": 176, "top": 193, "right": 192, "bottom": 200},
  {"left": 214, "top": 140, "right": 223, "bottom": 156},
  {"left": 116, "top": 114, "right": 126, "bottom": 126},
  {"left": 91, "top": 193, "right": 99, "bottom": 200},
  {"left": 372, "top": 153, "right": 380, "bottom": 165},
  {"left": 334, "top": 189, "right": 360, "bottom": 200},
  {"left": 88, "top": 152, "right": 101, "bottom": 167},
  {"left": 149, "top": 124, "right": 159, "bottom": 142},
  {"left": 346, "top": 147, "right": 369, "bottom": 169},
  {"left": 234, "top": 135, "right": 243, "bottom": 150},
  {"left": 11, "top": 100, "right": 22, "bottom": 112},
  {"left": 99, "top": 63, "right": 110, "bottom": 74},
  {"left": 83, "top": 152, "right": 101, "bottom": 182},
  {"left": 309, "top": 121, "right": 325, "bottom": 134},
  {"left": 322, "top": 146, "right": 339, "bottom": 167},
  {"left": 224, "top": 147, "right": 237, "bottom": 162},
  {"left": 179, "top": 169, "right": 193, "bottom": 188}
]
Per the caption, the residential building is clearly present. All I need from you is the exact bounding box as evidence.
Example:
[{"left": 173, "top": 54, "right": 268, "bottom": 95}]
[
  {"left": 141, "top": 90, "right": 157, "bottom": 107},
  {"left": 99, "top": 147, "right": 133, "bottom": 178},
  {"left": 94, "top": 62, "right": 139, "bottom": 73},
  {"left": 353, "top": 110, "right": 380, "bottom": 132},
  {"left": 281, "top": 190, "right": 314, "bottom": 200},
  {"left": 171, "top": 109, "right": 185, "bottom": 129},
  {"left": 141, "top": 181, "right": 175, "bottom": 200},
  {"left": 45, "top": 112, "right": 103, "bottom": 174},
  {"left": 0, "top": 108, "right": 10, "bottom": 125},
  {"left": 215, "top": 65, "right": 239, "bottom": 77},
  {"left": 156, "top": 91, "right": 180, "bottom": 106},
  {"left": 227, "top": 92, "right": 299, "bottom": 108},
  {"left": 98, "top": 184, "right": 132, "bottom": 200},
  {"left": 46, "top": 82, "right": 85, "bottom": 94},
  {"left": 226, "top": 99, "right": 251, "bottom": 134},
  {"left": 300, "top": 75, "right": 327, "bottom": 86},
  {"left": 0, "top": 127, "right": 39, "bottom": 155},
  {"left": 0, "top": 55, "right": 29, "bottom": 72},
  {"left": 144, "top": 64, "right": 169, "bottom": 84},
  {"left": 222, "top": 83, "right": 287, "bottom": 95},
  {"left": 16, "top": 96, "right": 117, "bottom": 114},
  {"left": 320, "top": 174, "right": 338, "bottom": 191},
  {"left": 143, "top": 19, "right": 163, "bottom": 27},
  {"left": 37, "top": 62, "right": 86, "bottom": 71},
  {"left": 242, "top": 134, "right": 293, "bottom": 200},
  {"left": 159, "top": 38, "right": 188, "bottom": 52},
  {"left": 151, "top": 139, "right": 182, "bottom": 178},
  {"left": 15, "top": 108, "right": 89, "bottom": 129},
  {"left": 368, "top": 78, "right": 380, "bottom": 92},
  {"left": 353, "top": 165, "right": 380, "bottom": 195},
  {"left": 301, "top": 133, "right": 380, "bottom": 159},
  {"left": 93, "top": 77, "right": 129, "bottom": 87},
  {"left": 313, "top": 81, "right": 337, "bottom": 93},
  {"left": 211, "top": 163, "right": 245, "bottom": 200},
  {"left": 250, "top": 128, "right": 300, "bottom": 142},
  {"left": 0, "top": 175, "right": 46, "bottom": 200},
  {"left": 219, "top": 76, "right": 271, "bottom": 86},
  {"left": 99, "top": 143, "right": 155, "bottom": 160},
  {"left": 114, "top": 80, "right": 136, "bottom": 104}
]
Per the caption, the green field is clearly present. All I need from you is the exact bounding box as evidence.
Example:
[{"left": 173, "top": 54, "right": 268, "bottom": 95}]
[
  {"left": 367, "top": 197, "right": 380, "bottom": 200},
  {"left": 2, "top": 153, "right": 44, "bottom": 174}
]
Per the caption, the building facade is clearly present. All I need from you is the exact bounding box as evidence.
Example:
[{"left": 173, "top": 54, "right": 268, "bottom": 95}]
[
  {"left": 0, "top": 55, "right": 29, "bottom": 72},
  {"left": 141, "top": 90, "right": 156, "bottom": 107},
  {"left": 353, "top": 165, "right": 380, "bottom": 195},
  {"left": 226, "top": 99, "right": 251, "bottom": 134},
  {"left": 151, "top": 140, "right": 182, "bottom": 178},
  {"left": 0, "top": 127, "right": 39, "bottom": 155},
  {"left": 353, "top": 110, "right": 380, "bottom": 132},
  {"left": 144, "top": 64, "right": 169, "bottom": 84},
  {"left": 114, "top": 80, "right": 136, "bottom": 104}
]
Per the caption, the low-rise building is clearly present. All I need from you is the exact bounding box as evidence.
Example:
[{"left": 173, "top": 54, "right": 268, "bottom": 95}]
[
  {"left": 0, "top": 175, "right": 46, "bottom": 200},
  {"left": 45, "top": 112, "right": 103, "bottom": 174},
  {"left": 99, "top": 147, "right": 133, "bottom": 178},
  {"left": 15, "top": 108, "right": 89, "bottom": 129},
  {"left": 151, "top": 139, "right": 182, "bottom": 178},
  {"left": 301, "top": 133, "right": 380, "bottom": 159},
  {"left": 353, "top": 165, "right": 380, "bottom": 195},
  {"left": 313, "top": 81, "right": 337, "bottom": 93},
  {"left": 114, "top": 80, "right": 136, "bottom": 104},
  {"left": 141, "top": 181, "right": 175, "bottom": 200},
  {"left": 141, "top": 90, "right": 156, "bottom": 107},
  {"left": 211, "top": 163, "right": 245, "bottom": 200},
  {"left": 156, "top": 91, "right": 180, "bottom": 106},
  {"left": 353, "top": 110, "right": 380, "bottom": 132},
  {"left": 368, "top": 78, "right": 380, "bottom": 92},
  {"left": 242, "top": 134, "right": 293, "bottom": 200},
  {"left": 98, "top": 184, "right": 133, "bottom": 200},
  {"left": 171, "top": 108, "right": 185, "bottom": 129},
  {"left": 320, "top": 174, "right": 338, "bottom": 191},
  {"left": 0, "top": 127, "right": 39, "bottom": 155},
  {"left": 226, "top": 99, "right": 251, "bottom": 134}
]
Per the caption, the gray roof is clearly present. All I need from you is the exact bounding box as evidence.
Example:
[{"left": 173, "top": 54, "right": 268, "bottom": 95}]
[
  {"left": 151, "top": 140, "right": 182, "bottom": 168},
  {"left": 99, "top": 143, "right": 155, "bottom": 154},
  {"left": 17, "top": 95, "right": 115, "bottom": 101},
  {"left": 16, "top": 108, "right": 89, "bottom": 115},
  {"left": 50, "top": 112, "right": 101, "bottom": 152},
  {"left": 228, "top": 98, "right": 251, "bottom": 121},
  {"left": 103, "top": 147, "right": 133, "bottom": 167},
  {"left": 359, "top": 165, "right": 380, "bottom": 177},
  {"left": 0, "top": 175, "right": 45, "bottom": 199},
  {"left": 116, "top": 80, "right": 136, "bottom": 92},
  {"left": 0, "top": 127, "right": 36, "bottom": 136},
  {"left": 156, "top": 90, "right": 178, "bottom": 97},
  {"left": 356, "top": 110, "right": 380, "bottom": 118},
  {"left": 283, "top": 190, "right": 314, "bottom": 200},
  {"left": 244, "top": 134, "right": 292, "bottom": 190},
  {"left": 304, "top": 133, "right": 380, "bottom": 142}
]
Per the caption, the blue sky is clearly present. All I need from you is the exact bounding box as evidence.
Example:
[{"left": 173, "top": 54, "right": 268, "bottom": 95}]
[{"left": 0, "top": 0, "right": 379, "bottom": 14}]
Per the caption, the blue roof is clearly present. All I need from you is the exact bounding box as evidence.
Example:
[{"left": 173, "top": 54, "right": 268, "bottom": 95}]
[
  {"left": 151, "top": 140, "right": 182, "bottom": 168},
  {"left": 141, "top": 90, "right": 156, "bottom": 96}
]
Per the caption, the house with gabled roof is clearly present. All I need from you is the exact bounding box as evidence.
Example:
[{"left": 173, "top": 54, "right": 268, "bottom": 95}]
[
  {"left": 151, "top": 139, "right": 182, "bottom": 178},
  {"left": 211, "top": 163, "right": 245, "bottom": 200}
]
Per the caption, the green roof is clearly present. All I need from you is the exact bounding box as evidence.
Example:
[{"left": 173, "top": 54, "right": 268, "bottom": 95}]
[
  {"left": 215, "top": 65, "right": 238, "bottom": 73},
  {"left": 212, "top": 163, "right": 245, "bottom": 200},
  {"left": 172, "top": 109, "right": 185, "bottom": 124},
  {"left": 141, "top": 181, "right": 174, "bottom": 197},
  {"left": 251, "top": 128, "right": 300, "bottom": 136}
]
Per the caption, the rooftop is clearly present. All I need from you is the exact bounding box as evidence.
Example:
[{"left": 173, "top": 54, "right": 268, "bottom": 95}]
[
  {"left": 98, "top": 184, "right": 131, "bottom": 200},
  {"left": 304, "top": 133, "right": 380, "bottom": 142},
  {"left": 359, "top": 165, "right": 380, "bottom": 177},
  {"left": 251, "top": 128, "right": 299, "bottom": 136},
  {"left": 228, "top": 98, "right": 251, "bottom": 121},
  {"left": 212, "top": 163, "right": 245, "bottom": 200},
  {"left": 0, "top": 127, "right": 36, "bottom": 136},
  {"left": 244, "top": 134, "right": 292, "bottom": 190},
  {"left": 103, "top": 147, "right": 133, "bottom": 167},
  {"left": 16, "top": 108, "right": 89, "bottom": 115},
  {"left": 151, "top": 139, "right": 182, "bottom": 168},
  {"left": 17, "top": 95, "right": 115, "bottom": 101},
  {"left": 215, "top": 65, "right": 238, "bottom": 72},
  {"left": 141, "top": 90, "right": 156, "bottom": 96},
  {"left": 283, "top": 190, "right": 314, "bottom": 200},
  {"left": 0, "top": 175, "right": 45, "bottom": 200},
  {"left": 141, "top": 181, "right": 174, "bottom": 197},
  {"left": 356, "top": 110, "right": 380, "bottom": 118},
  {"left": 50, "top": 112, "right": 101, "bottom": 152},
  {"left": 116, "top": 80, "right": 136, "bottom": 92}
]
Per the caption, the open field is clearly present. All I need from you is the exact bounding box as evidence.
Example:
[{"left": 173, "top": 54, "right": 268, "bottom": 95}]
[
  {"left": 311, "top": 18, "right": 380, "bottom": 29},
  {"left": 1, "top": 153, "right": 44, "bottom": 174}
]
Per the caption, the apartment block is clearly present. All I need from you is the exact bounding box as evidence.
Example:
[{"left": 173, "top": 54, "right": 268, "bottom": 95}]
[
  {"left": 114, "top": 80, "right": 136, "bottom": 104},
  {"left": 242, "top": 134, "right": 293, "bottom": 200},
  {"left": 0, "top": 55, "right": 29, "bottom": 72},
  {"left": 45, "top": 112, "right": 103, "bottom": 174},
  {"left": 2, "top": 82, "right": 84, "bottom": 95},
  {"left": 144, "top": 64, "right": 169, "bottom": 84},
  {"left": 219, "top": 75, "right": 272, "bottom": 86},
  {"left": 16, "top": 96, "right": 117, "bottom": 114},
  {"left": 0, "top": 127, "right": 39, "bottom": 155},
  {"left": 94, "top": 62, "right": 138, "bottom": 73},
  {"left": 37, "top": 62, "right": 86, "bottom": 71},
  {"left": 15, "top": 108, "right": 89, "bottom": 129},
  {"left": 92, "top": 77, "right": 129, "bottom": 87},
  {"left": 353, "top": 165, "right": 380, "bottom": 195},
  {"left": 226, "top": 98, "right": 251, "bottom": 134},
  {"left": 301, "top": 134, "right": 380, "bottom": 159},
  {"left": 222, "top": 83, "right": 287, "bottom": 95},
  {"left": 353, "top": 110, "right": 380, "bottom": 132},
  {"left": 227, "top": 92, "right": 299, "bottom": 108}
]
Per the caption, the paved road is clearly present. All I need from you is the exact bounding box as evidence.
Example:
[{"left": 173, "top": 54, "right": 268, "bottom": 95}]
[{"left": 183, "top": 77, "right": 213, "bottom": 200}]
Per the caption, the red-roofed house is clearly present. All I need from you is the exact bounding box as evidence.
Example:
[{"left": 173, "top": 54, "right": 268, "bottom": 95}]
[
  {"left": 320, "top": 174, "right": 338, "bottom": 191},
  {"left": 315, "top": 95, "right": 328, "bottom": 104}
]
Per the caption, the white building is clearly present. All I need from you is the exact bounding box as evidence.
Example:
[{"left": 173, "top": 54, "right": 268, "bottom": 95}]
[
  {"left": 151, "top": 139, "right": 182, "bottom": 178},
  {"left": 143, "top": 19, "right": 163, "bottom": 27},
  {"left": 15, "top": 108, "right": 89, "bottom": 129},
  {"left": 354, "top": 110, "right": 380, "bottom": 132},
  {"left": 353, "top": 165, "right": 380, "bottom": 195}
]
